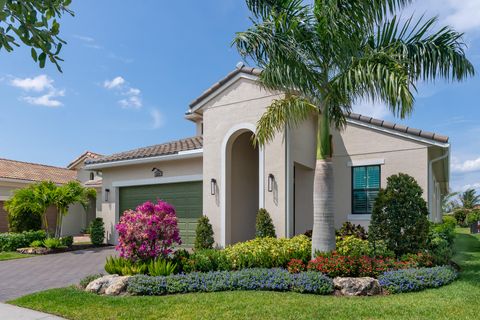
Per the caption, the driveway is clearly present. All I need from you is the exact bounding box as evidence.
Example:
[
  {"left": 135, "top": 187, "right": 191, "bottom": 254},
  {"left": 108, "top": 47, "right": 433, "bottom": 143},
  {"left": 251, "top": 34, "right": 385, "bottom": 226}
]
[{"left": 0, "top": 247, "right": 115, "bottom": 301}]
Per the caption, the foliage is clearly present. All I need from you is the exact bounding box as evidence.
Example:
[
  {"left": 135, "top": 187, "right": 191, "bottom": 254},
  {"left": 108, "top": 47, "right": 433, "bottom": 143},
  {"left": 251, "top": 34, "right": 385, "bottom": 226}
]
[
  {"left": 3, "top": 187, "right": 46, "bottom": 232},
  {"left": 148, "top": 259, "right": 177, "bottom": 277},
  {"left": 453, "top": 208, "right": 469, "bottom": 226},
  {"left": 426, "top": 220, "right": 456, "bottom": 265},
  {"left": 104, "top": 256, "right": 148, "bottom": 276},
  {"left": 369, "top": 174, "right": 430, "bottom": 256},
  {"left": 116, "top": 201, "right": 181, "bottom": 262},
  {"left": 194, "top": 216, "right": 214, "bottom": 250},
  {"left": 287, "top": 259, "right": 306, "bottom": 274},
  {"left": 466, "top": 210, "right": 480, "bottom": 225},
  {"left": 379, "top": 266, "right": 457, "bottom": 294},
  {"left": 43, "top": 237, "right": 63, "bottom": 249},
  {"left": 442, "top": 192, "right": 459, "bottom": 213},
  {"left": 0, "top": 0, "right": 74, "bottom": 71},
  {"left": 335, "top": 236, "right": 370, "bottom": 257},
  {"left": 459, "top": 188, "right": 480, "bottom": 209},
  {"left": 0, "top": 230, "right": 46, "bottom": 251},
  {"left": 79, "top": 274, "right": 103, "bottom": 289},
  {"left": 442, "top": 215, "right": 457, "bottom": 229},
  {"left": 30, "top": 240, "right": 43, "bottom": 248},
  {"left": 336, "top": 222, "right": 367, "bottom": 240},
  {"left": 89, "top": 218, "right": 105, "bottom": 246},
  {"left": 255, "top": 208, "right": 276, "bottom": 238},
  {"left": 182, "top": 249, "right": 231, "bottom": 273},
  {"left": 127, "top": 268, "right": 333, "bottom": 296},
  {"left": 7, "top": 209, "right": 42, "bottom": 233},
  {"left": 61, "top": 236, "right": 73, "bottom": 247}
]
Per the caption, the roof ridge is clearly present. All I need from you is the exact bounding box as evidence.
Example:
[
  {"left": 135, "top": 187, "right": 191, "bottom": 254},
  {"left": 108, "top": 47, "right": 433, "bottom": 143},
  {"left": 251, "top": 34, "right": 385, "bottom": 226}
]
[
  {"left": 108, "top": 136, "right": 203, "bottom": 156},
  {"left": 0, "top": 157, "right": 74, "bottom": 171}
]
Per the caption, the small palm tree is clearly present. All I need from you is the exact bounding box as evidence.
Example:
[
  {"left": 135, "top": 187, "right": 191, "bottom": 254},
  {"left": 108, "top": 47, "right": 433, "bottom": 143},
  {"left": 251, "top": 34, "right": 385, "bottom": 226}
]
[
  {"left": 459, "top": 189, "right": 480, "bottom": 210},
  {"left": 442, "top": 192, "right": 459, "bottom": 214},
  {"left": 234, "top": 0, "right": 474, "bottom": 255}
]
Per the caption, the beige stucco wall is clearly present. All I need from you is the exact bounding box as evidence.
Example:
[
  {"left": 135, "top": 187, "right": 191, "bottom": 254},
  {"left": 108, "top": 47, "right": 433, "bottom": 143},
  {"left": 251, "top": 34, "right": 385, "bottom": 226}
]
[
  {"left": 98, "top": 157, "right": 203, "bottom": 244},
  {"left": 201, "top": 77, "right": 287, "bottom": 246}
]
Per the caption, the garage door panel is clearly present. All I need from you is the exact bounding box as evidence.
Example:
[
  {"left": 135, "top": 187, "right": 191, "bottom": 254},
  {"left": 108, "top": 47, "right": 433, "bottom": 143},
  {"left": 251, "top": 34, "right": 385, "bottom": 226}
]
[{"left": 119, "top": 181, "right": 202, "bottom": 248}]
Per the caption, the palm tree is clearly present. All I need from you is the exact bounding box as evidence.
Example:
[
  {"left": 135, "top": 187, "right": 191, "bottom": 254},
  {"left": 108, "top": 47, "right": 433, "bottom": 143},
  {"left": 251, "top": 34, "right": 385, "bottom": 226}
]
[
  {"left": 459, "top": 189, "right": 480, "bottom": 210},
  {"left": 234, "top": 0, "right": 474, "bottom": 255},
  {"left": 442, "top": 191, "right": 459, "bottom": 214}
]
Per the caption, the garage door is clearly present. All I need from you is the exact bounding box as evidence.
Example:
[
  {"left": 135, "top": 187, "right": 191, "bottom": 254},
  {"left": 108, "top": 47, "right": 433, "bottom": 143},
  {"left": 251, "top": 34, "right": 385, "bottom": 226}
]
[{"left": 119, "top": 181, "right": 202, "bottom": 248}]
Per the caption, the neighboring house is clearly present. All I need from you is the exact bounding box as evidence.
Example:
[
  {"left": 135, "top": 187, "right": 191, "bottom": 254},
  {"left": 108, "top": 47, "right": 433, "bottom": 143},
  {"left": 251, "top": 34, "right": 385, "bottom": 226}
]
[
  {"left": 0, "top": 151, "right": 102, "bottom": 235},
  {"left": 84, "top": 65, "right": 450, "bottom": 247}
]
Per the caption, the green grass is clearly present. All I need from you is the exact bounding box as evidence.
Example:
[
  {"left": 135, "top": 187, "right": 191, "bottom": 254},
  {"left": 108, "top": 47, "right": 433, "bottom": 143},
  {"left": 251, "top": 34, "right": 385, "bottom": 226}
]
[
  {"left": 10, "top": 229, "right": 480, "bottom": 320},
  {"left": 0, "top": 251, "right": 33, "bottom": 261}
]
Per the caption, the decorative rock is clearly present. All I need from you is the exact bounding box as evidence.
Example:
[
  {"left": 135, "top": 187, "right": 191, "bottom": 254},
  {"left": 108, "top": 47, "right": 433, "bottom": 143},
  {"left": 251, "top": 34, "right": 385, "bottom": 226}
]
[
  {"left": 85, "top": 275, "right": 131, "bottom": 296},
  {"left": 16, "top": 247, "right": 52, "bottom": 255},
  {"left": 333, "top": 277, "right": 382, "bottom": 296}
]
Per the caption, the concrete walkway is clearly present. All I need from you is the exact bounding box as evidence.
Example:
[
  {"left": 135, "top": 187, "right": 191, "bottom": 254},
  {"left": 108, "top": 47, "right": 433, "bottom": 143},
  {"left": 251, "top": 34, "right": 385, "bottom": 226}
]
[
  {"left": 0, "top": 247, "right": 115, "bottom": 301},
  {"left": 0, "top": 303, "right": 64, "bottom": 320}
]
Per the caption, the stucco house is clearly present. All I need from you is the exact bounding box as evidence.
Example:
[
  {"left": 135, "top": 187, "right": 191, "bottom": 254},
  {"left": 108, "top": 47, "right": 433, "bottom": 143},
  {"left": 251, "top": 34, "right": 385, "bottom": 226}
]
[
  {"left": 84, "top": 65, "right": 450, "bottom": 247},
  {"left": 0, "top": 152, "right": 102, "bottom": 234}
]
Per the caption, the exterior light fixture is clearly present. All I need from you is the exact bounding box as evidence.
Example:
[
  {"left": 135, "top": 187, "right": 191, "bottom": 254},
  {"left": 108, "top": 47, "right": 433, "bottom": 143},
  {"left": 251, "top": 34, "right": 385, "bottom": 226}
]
[
  {"left": 152, "top": 167, "right": 163, "bottom": 177},
  {"left": 104, "top": 188, "right": 110, "bottom": 202},
  {"left": 210, "top": 178, "right": 217, "bottom": 195},
  {"left": 268, "top": 174, "right": 274, "bottom": 192}
]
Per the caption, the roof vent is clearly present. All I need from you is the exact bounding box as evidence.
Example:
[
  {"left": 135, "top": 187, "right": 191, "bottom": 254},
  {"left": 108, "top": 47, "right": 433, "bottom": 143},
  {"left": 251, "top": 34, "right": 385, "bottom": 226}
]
[{"left": 236, "top": 61, "right": 245, "bottom": 69}]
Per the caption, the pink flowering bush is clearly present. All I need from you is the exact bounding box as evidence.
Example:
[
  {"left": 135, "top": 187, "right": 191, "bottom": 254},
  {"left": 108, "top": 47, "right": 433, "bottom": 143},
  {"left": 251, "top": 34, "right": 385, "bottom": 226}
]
[{"left": 116, "top": 200, "right": 182, "bottom": 262}]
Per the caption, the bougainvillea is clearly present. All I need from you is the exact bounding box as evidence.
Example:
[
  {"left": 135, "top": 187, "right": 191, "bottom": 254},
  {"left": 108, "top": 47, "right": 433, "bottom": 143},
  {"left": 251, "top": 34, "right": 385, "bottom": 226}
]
[{"left": 116, "top": 200, "right": 181, "bottom": 261}]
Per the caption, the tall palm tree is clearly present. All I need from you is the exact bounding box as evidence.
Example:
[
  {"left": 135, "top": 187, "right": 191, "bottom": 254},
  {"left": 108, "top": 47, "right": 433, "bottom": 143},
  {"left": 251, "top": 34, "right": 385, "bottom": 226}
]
[
  {"left": 459, "top": 188, "right": 480, "bottom": 210},
  {"left": 234, "top": 0, "right": 474, "bottom": 255},
  {"left": 442, "top": 191, "right": 459, "bottom": 214}
]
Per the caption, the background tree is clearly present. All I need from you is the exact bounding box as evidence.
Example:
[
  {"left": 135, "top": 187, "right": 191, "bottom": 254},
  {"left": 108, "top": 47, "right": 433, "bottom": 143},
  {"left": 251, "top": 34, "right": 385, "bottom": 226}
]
[
  {"left": 194, "top": 216, "right": 215, "bottom": 250},
  {"left": 442, "top": 191, "right": 459, "bottom": 214},
  {"left": 0, "top": 0, "right": 74, "bottom": 71},
  {"left": 3, "top": 187, "right": 42, "bottom": 232},
  {"left": 255, "top": 208, "right": 276, "bottom": 238},
  {"left": 234, "top": 0, "right": 474, "bottom": 255},
  {"left": 459, "top": 188, "right": 480, "bottom": 209}
]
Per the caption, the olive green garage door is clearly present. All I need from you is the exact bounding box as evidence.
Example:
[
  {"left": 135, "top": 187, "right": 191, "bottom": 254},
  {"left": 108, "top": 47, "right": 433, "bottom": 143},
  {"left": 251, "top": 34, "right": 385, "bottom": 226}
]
[{"left": 119, "top": 181, "right": 202, "bottom": 247}]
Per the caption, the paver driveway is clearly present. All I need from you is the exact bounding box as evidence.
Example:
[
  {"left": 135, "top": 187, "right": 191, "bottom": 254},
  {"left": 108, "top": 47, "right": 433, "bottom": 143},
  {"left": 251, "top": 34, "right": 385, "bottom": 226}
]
[{"left": 0, "top": 247, "right": 115, "bottom": 301}]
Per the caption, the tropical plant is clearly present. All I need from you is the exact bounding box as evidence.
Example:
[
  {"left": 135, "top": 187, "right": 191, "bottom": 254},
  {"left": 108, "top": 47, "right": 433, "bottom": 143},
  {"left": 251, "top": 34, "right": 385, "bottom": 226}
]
[
  {"left": 29, "top": 240, "right": 44, "bottom": 248},
  {"left": 466, "top": 210, "right": 480, "bottom": 225},
  {"left": 442, "top": 192, "right": 459, "bottom": 214},
  {"left": 369, "top": 174, "right": 430, "bottom": 257},
  {"left": 0, "top": 0, "right": 74, "bottom": 71},
  {"left": 43, "top": 237, "right": 63, "bottom": 249},
  {"left": 255, "top": 208, "right": 276, "bottom": 238},
  {"left": 234, "top": 0, "right": 474, "bottom": 256},
  {"left": 336, "top": 222, "right": 367, "bottom": 240},
  {"left": 6, "top": 206, "right": 42, "bottom": 233},
  {"left": 116, "top": 201, "right": 181, "bottom": 262},
  {"left": 60, "top": 235, "right": 73, "bottom": 247},
  {"left": 194, "top": 216, "right": 215, "bottom": 250},
  {"left": 104, "top": 256, "right": 148, "bottom": 276},
  {"left": 459, "top": 188, "right": 480, "bottom": 209},
  {"left": 89, "top": 218, "right": 105, "bottom": 246},
  {"left": 453, "top": 208, "right": 469, "bottom": 226},
  {"left": 147, "top": 259, "right": 177, "bottom": 276}
]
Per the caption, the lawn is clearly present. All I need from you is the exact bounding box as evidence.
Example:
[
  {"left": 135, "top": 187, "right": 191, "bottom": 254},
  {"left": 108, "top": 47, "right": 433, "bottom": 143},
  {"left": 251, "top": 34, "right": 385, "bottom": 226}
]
[
  {"left": 10, "top": 229, "right": 480, "bottom": 320},
  {"left": 0, "top": 251, "right": 33, "bottom": 261}
]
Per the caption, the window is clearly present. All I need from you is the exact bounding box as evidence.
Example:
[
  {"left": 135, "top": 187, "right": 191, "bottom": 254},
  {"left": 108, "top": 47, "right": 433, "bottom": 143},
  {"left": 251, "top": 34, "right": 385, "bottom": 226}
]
[
  {"left": 89, "top": 172, "right": 95, "bottom": 180},
  {"left": 352, "top": 165, "right": 380, "bottom": 214}
]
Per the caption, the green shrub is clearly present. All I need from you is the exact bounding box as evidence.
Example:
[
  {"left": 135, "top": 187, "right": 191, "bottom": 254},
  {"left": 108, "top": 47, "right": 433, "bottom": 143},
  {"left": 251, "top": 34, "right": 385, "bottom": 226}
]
[
  {"left": 442, "top": 215, "right": 457, "bottom": 228},
  {"left": 148, "top": 259, "right": 177, "bottom": 276},
  {"left": 369, "top": 173, "right": 430, "bottom": 257},
  {"left": 105, "top": 256, "right": 148, "bottom": 276},
  {"left": 89, "top": 218, "right": 105, "bottom": 246},
  {"left": 79, "top": 274, "right": 103, "bottom": 289},
  {"left": 43, "top": 238, "right": 63, "bottom": 249},
  {"left": 466, "top": 210, "right": 480, "bottom": 225},
  {"left": 369, "top": 240, "right": 395, "bottom": 258},
  {"left": 0, "top": 230, "right": 47, "bottom": 251},
  {"left": 183, "top": 249, "right": 231, "bottom": 273},
  {"left": 7, "top": 209, "right": 42, "bottom": 233},
  {"left": 336, "top": 222, "right": 367, "bottom": 240},
  {"left": 255, "top": 208, "right": 276, "bottom": 238},
  {"left": 194, "top": 216, "right": 214, "bottom": 250},
  {"left": 453, "top": 208, "right": 469, "bottom": 226},
  {"left": 30, "top": 240, "right": 44, "bottom": 248},
  {"left": 336, "top": 236, "right": 370, "bottom": 257},
  {"left": 61, "top": 236, "right": 73, "bottom": 247}
]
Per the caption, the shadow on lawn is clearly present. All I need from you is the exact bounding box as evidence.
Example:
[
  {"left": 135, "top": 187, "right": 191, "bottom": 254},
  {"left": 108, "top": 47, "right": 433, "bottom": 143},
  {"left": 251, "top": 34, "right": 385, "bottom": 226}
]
[{"left": 453, "top": 231, "right": 480, "bottom": 287}]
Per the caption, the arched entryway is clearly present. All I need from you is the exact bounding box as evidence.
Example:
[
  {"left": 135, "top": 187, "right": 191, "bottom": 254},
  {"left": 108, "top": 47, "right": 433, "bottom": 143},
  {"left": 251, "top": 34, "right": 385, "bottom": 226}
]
[{"left": 225, "top": 130, "right": 259, "bottom": 244}]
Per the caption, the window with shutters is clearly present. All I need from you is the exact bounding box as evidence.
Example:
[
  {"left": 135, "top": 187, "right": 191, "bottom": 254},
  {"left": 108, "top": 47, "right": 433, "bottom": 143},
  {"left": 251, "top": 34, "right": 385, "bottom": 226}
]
[{"left": 352, "top": 165, "right": 380, "bottom": 214}]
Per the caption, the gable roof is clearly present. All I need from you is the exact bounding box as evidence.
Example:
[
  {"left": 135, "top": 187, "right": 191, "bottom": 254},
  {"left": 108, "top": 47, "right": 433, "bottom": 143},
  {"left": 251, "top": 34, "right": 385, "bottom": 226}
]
[
  {"left": 0, "top": 158, "right": 77, "bottom": 184},
  {"left": 67, "top": 151, "right": 103, "bottom": 169},
  {"left": 85, "top": 136, "right": 203, "bottom": 166}
]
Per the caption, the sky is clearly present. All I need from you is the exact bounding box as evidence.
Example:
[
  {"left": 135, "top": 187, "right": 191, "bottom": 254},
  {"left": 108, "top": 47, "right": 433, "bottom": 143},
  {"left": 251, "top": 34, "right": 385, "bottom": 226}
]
[{"left": 0, "top": 0, "right": 479, "bottom": 193}]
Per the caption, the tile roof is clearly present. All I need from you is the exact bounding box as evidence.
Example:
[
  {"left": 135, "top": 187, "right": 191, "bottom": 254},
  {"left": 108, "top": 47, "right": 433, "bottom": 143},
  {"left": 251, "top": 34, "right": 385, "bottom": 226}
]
[
  {"left": 85, "top": 136, "right": 203, "bottom": 165},
  {"left": 0, "top": 158, "right": 77, "bottom": 184},
  {"left": 67, "top": 151, "right": 103, "bottom": 169}
]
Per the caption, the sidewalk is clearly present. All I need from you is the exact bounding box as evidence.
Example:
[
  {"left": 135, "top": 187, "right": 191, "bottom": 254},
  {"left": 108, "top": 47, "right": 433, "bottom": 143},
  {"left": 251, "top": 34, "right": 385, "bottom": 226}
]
[{"left": 0, "top": 303, "right": 65, "bottom": 319}]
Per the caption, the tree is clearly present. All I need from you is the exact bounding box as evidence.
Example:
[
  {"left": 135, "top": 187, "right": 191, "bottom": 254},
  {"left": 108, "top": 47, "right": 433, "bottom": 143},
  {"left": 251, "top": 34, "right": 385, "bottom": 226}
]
[
  {"left": 255, "top": 208, "right": 276, "bottom": 238},
  {"left": 52, "top": 181, "right": 96, "bottom": 238},
  {"left": 369, "top": 173, "right": 430, "bottom": 257},
  {"left": 0, "top": 0, "right": 74, "bottom": 71},
  {"left": 442, "top": 192, "right": 459, "bottom": 214},
  {"left": 3, "top": 187, "right": 42, "bottom": 232},
  {"left": 194, "top": 216, "right": 215, "bottom": 250},
  {"left": 459, "top": 188, "right": 480, "bottom": 209},
  {"left": 234, "top": 0, "right": 474, "bottom": 255}
]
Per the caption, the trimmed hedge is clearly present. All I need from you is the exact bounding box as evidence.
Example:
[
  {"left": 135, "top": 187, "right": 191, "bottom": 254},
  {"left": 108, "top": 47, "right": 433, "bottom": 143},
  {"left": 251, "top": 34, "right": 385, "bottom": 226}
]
[
  {"left": 378, "top": 266, "right": 457, "bottom": 294},
  {"left": 127, "top": 268, "right": 333, "bottom": 296},
  {"left": 0, "top": 230, "right": 47, "bottom": 251}
]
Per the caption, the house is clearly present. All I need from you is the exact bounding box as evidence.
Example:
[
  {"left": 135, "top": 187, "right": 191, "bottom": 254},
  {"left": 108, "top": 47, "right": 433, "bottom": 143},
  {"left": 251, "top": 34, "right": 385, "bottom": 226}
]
[
  {"left": 84, "top": 64, "right": 450, "bottom": 247},
  {"left": 0, "top": 151, "right": 102, "bottom": 234}
]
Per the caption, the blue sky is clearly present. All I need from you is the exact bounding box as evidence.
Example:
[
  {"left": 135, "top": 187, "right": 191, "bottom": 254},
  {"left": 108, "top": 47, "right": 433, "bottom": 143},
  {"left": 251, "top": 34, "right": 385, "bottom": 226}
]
[{"left": 0, "top": 0, "right": 479, "bottom": 193}]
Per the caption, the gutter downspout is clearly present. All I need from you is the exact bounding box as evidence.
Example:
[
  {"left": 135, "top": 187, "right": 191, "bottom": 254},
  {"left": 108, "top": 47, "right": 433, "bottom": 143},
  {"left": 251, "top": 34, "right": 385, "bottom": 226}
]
[{"left": 428, "top": 147, "right": 450, "bottom": 222}]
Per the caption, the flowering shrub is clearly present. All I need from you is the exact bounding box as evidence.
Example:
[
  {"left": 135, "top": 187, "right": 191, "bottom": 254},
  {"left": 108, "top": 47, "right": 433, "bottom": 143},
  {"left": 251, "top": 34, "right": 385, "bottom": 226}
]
[
  {"left": 127, "top": 268, "right": 333, "bottom": 296},
  {"left": 116, "top": 200, "right": 181, "bottom": 261},
  {"left": 287, "top": 259, "right": 306, "bottom": 273},
  {"left": 379, "top": 266, "right": 457, "bottom": 294}
]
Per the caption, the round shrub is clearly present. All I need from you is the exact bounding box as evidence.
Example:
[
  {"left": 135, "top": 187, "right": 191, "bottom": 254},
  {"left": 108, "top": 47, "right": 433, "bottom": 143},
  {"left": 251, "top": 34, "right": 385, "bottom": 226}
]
[
  {"left": 194, "top": 216, "right": 214, "bottom": 250},
  {"left": 90, "top": 218, "right": 105, "bottom": 246},
  {"left": 7, "top": 209, "right": 42, "bottom": 233},
  {"left": 466, "top": 210, "right": 480, "bottom": 225},
  {"left": 61, "top": 236, "right": 74, "bottom": 247},
  {"left": 378, "top": 266, "right": 457, "bottom": 294},
  {"left": 369, "top": 173, "right": 430, "bottom": 257},
  {"left": 336, "top": 236, "right": 370, "bottom": 257},
  {"left": 30, "top": 240, "right": 44, "bottom": 248},
  {"left": 116, "top": 201, "right": 181, "bottom": 262},
  {"left": 442, "top": 215, "right": 457, "bottom": 229},
  {"left": 255, "top": 208, "right": 276, "bottom": 238},
  {"left": 453, "top": 208, "right": 469, "bottom": 227}
]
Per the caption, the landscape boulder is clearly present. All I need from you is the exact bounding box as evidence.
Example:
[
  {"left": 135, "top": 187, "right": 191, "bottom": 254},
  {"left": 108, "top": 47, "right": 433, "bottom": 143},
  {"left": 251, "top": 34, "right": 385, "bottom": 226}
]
[
  {"left": 85, "top": 275, "right": 130, "bottom": 295},
  {"left": 333, "top": 277, "right": 382, "bottom": 296}
]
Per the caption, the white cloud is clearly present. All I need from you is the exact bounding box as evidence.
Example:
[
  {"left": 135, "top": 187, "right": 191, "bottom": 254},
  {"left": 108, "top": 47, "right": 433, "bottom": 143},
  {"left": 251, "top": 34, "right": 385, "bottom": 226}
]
[
  {"left": 73, "top": 35, "right": 95, "bottom": 42},
  {"left": 352, "top": 100, "right": 391, "bottom": 119},
  {"left": 22, "top": 89, "right": 65, "bottom": 108},
  {"left": 126, "top": 88, "right": 141, "bottom": 96},
  {"left": 119, "top": 96, "right": 142, "bottom": 109},
  {"left": 150, "top": 109, "right": 164, "bottom": 129},
  {"left": 460, "top": 183, "right": 480, "bottom": 192},
  {"left": 452, "top": 156, "right": 480, "bottom": 173},
  {"left": 10, "top": 75, "right": 53, "bottom": 92},
  {"left": 103, "top": 76, "right": 125, "bottom": 89}
]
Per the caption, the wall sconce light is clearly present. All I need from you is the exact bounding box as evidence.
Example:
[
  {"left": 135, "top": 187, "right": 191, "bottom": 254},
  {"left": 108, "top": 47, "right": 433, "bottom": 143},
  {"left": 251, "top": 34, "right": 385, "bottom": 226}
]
[
  {"left": 152, "top": 167, "right": 163, "bottom": 177},
  {"left": 210, "top": 178, "right": 217, "bottom": 195},
  {"left": 104, "top": 188, "right": 110, "bottom": 202},
  {"left": 268, "top": 174, "right": 274, "bottom": 192}
]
